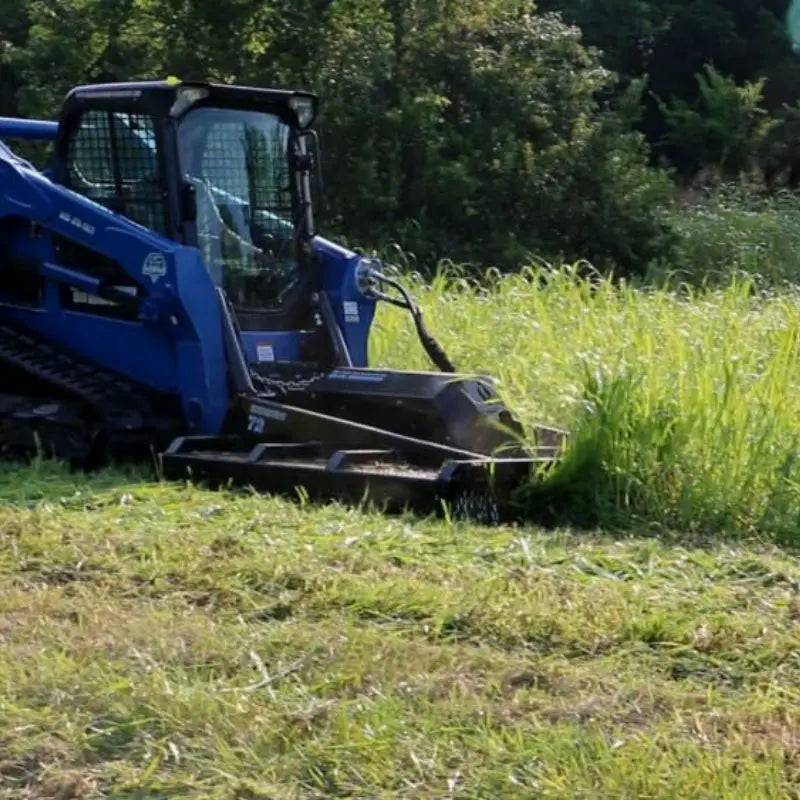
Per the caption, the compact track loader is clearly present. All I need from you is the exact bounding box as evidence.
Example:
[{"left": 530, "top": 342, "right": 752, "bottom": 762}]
[{"left": 0, "top": 80, "right": 563, "bottom": 519}]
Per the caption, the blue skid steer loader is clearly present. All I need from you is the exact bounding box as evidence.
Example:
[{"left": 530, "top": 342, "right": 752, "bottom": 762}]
[{"left": 0, "top": 80, "right": 563, "bottom": 520}]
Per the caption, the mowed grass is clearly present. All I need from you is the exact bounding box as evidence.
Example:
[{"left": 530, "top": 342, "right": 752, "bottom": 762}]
[
  {"left": 3, "top": 463, "right": 800, "bottom": 798},
  {"left": 5, "top": 270, "right": 800, "bottom": 796}
]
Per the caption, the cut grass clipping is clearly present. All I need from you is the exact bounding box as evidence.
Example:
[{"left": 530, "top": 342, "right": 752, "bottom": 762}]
[{"left": 2, "top": 464, "right": 800, "bottom": 798}]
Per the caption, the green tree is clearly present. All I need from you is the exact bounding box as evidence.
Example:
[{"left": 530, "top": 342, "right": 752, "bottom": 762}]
[
  {"left": 314, "top": 0, "right": 672, "bottom": 273},
  {"left": 659, "top": 64, "right": 777, "bottom": 176},
  {"left": 540, "top": 0, "right": 800, "bottom": 178},
  {"left": 0, "top": 0, "right": 32, "bottom": 115},
  {"left": 3, "top": 0, "right": 673, "bottom": 274}
]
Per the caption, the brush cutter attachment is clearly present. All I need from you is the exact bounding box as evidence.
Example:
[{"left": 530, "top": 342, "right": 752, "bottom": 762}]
[{"left": 161, "top": 371, "right": 566, "bottom": 520}]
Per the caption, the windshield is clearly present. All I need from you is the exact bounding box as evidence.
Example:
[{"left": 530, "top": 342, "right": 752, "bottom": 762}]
[{"left": 178, "top": 107, "right": 299, "bottom": 310}]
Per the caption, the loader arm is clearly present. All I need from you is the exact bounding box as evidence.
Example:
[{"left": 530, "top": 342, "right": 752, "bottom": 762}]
[{"left": 0, "top": 126, "right": 230, "bottom": 434}]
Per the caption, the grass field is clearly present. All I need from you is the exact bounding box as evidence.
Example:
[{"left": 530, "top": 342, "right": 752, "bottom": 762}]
[
  {"left": 373, "top": 267, "right": 800, "bottom": 537},
  {"left": 4, "top": 268, "right": 800, "bottom": 797}
]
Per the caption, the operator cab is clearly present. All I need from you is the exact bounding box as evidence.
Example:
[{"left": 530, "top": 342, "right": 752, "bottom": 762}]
[{"left": 51, "top": 80, "right": 319, "bottom": 330}]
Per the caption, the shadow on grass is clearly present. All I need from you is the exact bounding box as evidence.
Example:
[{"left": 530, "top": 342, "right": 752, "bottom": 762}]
[
  {"left": 0, "top": 456, "right": 149, "bottom": 506},
  {"left": 2, "top": 445, "right": 796, "bottom": 556}
]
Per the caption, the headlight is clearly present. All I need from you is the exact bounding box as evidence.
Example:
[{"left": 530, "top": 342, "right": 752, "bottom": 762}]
[
  {"left": 289, "top": 95, "right": 317, "bottom": 128},
  {"left": 355, "top": 257, "right": 382, "bottom": 297}
]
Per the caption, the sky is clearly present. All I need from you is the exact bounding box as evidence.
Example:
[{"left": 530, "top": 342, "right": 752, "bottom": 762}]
[{"left": 789, "top": 0, "right": 800, "bottom": 52}]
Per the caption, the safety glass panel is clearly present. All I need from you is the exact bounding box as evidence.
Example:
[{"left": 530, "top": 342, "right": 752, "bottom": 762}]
[{"left": 178, "top": 107, "right": 298, "bottom": 310}]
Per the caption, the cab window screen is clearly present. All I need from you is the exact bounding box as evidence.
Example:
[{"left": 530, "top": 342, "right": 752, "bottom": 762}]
[
  {"left": 179, "top": 107, "right": 298, "bottom": 311},
  {"left": 66, "top": 110, "right": 166, "bottom": 234}
]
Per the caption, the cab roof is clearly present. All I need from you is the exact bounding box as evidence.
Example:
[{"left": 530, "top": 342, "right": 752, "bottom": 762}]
[{"left": 64, "top": 80, "right": 318, "bottom": 126}]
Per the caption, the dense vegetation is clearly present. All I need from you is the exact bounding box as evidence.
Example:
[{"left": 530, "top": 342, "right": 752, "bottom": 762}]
[
  {"left": 5, "top": 0, "right": 800, "bottom": 275},
  {"left": 6, "top": 273, "right": 800, "bottom": 796},
  {"left": 7, "top": 4, "right": 800, "bottom": 795},
  {"left": 541, "top": 0, "right": 800, "bottom": 178}
]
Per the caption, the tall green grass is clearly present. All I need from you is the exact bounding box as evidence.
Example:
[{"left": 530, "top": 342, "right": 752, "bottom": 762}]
[{"left": 370, "top": 266, "right": 800, "bottom": 538}]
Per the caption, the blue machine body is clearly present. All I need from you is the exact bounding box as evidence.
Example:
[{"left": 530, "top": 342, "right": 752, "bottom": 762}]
[
  {"left": 0, "top": 84, "right": 561, "bottom": 520},
  {"left": 0, "top": 94, "right": 376, "bottom": 436},
  {"left": 0, "top": 117, "right": 59, "bottom": 141}
]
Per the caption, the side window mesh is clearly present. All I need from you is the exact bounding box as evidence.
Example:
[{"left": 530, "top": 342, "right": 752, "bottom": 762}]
[{"left": 66, "top": 110, "right": 167, "bottom": 234}]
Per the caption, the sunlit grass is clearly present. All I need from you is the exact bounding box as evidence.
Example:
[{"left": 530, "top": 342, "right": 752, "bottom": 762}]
[
  {"left": 371, "top": 266, "right": 800, "bottom": 537},
  {"left": 2, "top": 466, "right": 800, "bottom": 797},
  {"left": 7, "top": 224, "right": 800, "bottom": 794}
]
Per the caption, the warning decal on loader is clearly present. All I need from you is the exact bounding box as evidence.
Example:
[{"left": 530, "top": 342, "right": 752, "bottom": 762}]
[
  {"left": 256, "top": 343, "right": 275, "bottom": 362},
  {"left": 329, "top": 369, "right": 387, "bottom": 383},
  {"left": 343, "top": 301, "right": 360, "bottom": 323}
]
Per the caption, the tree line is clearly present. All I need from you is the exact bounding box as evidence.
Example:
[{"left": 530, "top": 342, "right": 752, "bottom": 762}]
[
  {"left": 541, "top": 0, "right": 800, "bottom": 183},
  {"left": 2, "top": 1, "right": 799, "bottom": 275}
]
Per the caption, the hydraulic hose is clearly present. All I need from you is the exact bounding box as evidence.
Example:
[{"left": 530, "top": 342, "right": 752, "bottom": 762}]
[{"left": 360, "top": 267, "right": 456, "bottom": 373}]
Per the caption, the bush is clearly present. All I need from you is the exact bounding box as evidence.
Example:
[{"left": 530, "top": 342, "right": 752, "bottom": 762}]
[
  {"left": 659, "top": 65, "right": 777, "bottom": 177},
  {"left": 314, "top": 0, "right": 673, "bottom": 277},
  {"left": 650, "top": 184, "right": 800, "bottom": 287}
]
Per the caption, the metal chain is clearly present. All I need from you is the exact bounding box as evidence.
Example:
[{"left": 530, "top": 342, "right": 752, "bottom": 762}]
[{"left": 252, "top": 371, "right": 323, "bottom": 397}]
